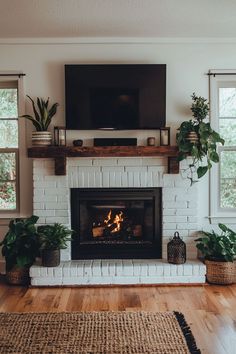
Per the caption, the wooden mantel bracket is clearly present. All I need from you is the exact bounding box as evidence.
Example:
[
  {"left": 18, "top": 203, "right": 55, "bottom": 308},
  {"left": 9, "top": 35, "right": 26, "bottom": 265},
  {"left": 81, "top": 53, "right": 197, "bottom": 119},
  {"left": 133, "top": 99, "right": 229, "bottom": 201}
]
[
  {"left": 27, "top": 146, "right": 179, "bottom": 176},
  {"left": 55, "top": 156, "right": 67, "bottom": 175}
]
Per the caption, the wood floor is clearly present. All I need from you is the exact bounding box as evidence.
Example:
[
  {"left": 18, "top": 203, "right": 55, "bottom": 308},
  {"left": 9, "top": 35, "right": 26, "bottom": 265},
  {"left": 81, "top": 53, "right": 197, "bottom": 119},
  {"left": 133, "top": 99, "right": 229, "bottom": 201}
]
[{"left": 0, "top": 280, "right": 236, "bottom": 354}]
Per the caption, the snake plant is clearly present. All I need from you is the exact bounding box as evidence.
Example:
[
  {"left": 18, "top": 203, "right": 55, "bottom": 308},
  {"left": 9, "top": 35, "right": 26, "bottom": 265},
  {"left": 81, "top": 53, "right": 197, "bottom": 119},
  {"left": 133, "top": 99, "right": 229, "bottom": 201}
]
[{"left": 21, "top": 95, "right": 59, "bottom": 131}]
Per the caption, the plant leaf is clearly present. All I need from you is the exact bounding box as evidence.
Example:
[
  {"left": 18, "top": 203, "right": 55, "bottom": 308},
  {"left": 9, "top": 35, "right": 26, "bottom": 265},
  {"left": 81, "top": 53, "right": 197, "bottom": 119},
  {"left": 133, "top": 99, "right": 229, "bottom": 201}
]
[
  {"left": 26, "top": 95, "right": 41, "bottom": 122},
  {"left": 197, "top": 165, "right": 208, "bottom": 178},
  {"left": 209, "top": 151, "right": 219, "bottom": 163},
  {"left": 20, "top": 115, "right": 43, "bottom": 131}
]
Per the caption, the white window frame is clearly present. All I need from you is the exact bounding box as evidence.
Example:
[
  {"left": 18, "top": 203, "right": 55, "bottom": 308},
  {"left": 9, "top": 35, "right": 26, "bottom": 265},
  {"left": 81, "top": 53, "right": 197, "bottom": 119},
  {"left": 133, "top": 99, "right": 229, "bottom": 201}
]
[
  {"left": 209, "top": 70, "right": 236, "bottom": 222},
  {"left": 0, "top": 74, "right": 32, "bottom": 219},
  {"left": 0, "top": 80, "right": 19, "bottom": 213}
]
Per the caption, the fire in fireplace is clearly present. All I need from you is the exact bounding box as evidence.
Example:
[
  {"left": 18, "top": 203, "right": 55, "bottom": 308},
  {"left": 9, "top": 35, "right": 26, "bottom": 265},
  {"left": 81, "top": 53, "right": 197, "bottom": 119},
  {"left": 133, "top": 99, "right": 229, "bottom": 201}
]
[
  {"left": 92, "top": 206, "right": 144, "bottom": 239},
  {"left": 71, "top": 188, "right": 162, "bottom": 259}
]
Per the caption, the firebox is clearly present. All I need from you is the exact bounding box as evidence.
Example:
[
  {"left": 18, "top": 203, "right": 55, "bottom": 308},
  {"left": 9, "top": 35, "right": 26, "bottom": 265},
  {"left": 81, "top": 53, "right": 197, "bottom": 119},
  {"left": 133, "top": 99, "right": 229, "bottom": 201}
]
[{"left": 71, "top": 188, "right": 162, "bottom": 259}]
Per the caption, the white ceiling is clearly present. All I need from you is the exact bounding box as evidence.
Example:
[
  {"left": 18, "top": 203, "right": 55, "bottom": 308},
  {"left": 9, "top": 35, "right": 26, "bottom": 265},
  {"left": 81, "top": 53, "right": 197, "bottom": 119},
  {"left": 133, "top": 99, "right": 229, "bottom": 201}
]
[{"left": 0, "top": 0, "right": 236, "bottom": 39}]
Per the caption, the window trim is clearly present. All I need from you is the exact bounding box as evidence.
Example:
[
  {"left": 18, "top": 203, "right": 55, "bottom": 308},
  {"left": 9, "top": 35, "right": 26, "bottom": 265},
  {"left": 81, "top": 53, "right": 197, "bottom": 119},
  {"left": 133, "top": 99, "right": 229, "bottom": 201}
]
[
  {"left": 209, "top": 71, "right": 236, "bottom": 220},
  {"left": 0, "top": 81, "right": 19, "bottom": 213},
  {"left": 0, "top": 75, "right": 32, "bottom": 218}
]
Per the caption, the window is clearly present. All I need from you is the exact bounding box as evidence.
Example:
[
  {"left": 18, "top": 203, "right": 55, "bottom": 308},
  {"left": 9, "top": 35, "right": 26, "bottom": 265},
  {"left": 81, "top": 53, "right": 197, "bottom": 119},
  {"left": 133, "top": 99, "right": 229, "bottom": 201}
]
[
  {"left": 0, "top": 82, "right": 18, "bottom": 211},
  {"left": 210, "top": 72, "right": 236, "bottom": 219}
]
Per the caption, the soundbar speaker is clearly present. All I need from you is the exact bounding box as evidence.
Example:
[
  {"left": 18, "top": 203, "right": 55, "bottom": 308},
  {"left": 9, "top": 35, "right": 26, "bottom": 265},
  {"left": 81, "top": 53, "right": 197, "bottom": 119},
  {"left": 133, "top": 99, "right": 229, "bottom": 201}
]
[{"left": 94, "top": 138, "right": 137, "bottom": 146}]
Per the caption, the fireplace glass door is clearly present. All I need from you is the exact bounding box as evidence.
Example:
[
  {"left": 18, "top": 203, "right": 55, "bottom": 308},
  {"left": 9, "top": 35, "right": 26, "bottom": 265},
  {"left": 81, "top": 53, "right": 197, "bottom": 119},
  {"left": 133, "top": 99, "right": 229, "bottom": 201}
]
[{"left": 71, "top": 188, "right": 162, "bottom": 259}]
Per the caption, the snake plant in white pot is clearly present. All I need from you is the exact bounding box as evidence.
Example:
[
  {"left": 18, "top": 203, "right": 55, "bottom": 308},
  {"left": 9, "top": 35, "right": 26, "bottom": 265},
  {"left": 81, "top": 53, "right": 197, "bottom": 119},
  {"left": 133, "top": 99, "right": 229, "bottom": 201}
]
[{"left": 21, "top": 95, "right": 59, "bottom": 146}]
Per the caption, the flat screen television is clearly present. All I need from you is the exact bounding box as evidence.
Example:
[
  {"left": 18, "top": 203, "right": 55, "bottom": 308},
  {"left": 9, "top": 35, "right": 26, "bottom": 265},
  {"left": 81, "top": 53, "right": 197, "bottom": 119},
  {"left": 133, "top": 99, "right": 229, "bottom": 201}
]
[{"left": 65, "top": 64, "right": 166, "bottom": 130}]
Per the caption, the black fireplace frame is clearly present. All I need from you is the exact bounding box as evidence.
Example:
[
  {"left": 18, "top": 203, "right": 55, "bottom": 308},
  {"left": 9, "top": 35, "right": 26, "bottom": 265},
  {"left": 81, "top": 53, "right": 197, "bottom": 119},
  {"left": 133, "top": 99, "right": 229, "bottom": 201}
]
[{"left": 71, "top": 188, "right": 162, "bottom": 259}]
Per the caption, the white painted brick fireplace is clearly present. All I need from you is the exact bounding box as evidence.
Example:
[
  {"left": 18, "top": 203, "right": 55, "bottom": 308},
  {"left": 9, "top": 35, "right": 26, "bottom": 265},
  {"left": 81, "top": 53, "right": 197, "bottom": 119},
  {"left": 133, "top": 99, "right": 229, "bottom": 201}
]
[{"left": 30, "top": 156, "right": 206, "bottom": 285}]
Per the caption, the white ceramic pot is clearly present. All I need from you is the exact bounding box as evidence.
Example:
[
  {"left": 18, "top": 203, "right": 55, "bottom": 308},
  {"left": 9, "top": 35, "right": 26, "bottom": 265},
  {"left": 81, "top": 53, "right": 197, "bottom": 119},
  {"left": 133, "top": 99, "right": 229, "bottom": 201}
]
[{"left": 32, "top": 131, "right": 52, "bottom": 146}]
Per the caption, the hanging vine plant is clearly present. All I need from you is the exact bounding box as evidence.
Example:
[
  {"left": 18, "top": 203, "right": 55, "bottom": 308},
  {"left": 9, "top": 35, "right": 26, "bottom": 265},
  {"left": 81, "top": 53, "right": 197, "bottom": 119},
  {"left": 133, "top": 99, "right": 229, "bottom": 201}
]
[{"left": 176, "top": 93, "right": 225, "bottom": 185}]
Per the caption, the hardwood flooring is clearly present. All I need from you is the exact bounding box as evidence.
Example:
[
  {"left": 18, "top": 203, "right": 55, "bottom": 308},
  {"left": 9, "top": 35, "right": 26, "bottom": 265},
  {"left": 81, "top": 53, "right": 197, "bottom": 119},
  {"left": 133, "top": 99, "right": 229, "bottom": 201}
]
[{"left": 0, "top": 280, "right": 236, "bottom": 354}]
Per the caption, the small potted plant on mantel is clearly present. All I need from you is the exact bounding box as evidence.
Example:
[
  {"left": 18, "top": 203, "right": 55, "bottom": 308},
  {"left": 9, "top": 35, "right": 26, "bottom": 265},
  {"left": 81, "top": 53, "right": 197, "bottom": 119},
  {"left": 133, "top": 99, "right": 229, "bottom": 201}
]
[
  {"left": 0, "top": 216, "right": 39, "bottom": 285},
  {"left": 176, "top": 93, "right": 224, "bottom": 185},
  {"left": 38, "top": 223, "right": 73, "bottom": 267},
  {"left": 195, "top": 223, "right": 236, "bottom": 285},
  {"left": 21, "top": 95, "right": 59, "bottom": 146}
]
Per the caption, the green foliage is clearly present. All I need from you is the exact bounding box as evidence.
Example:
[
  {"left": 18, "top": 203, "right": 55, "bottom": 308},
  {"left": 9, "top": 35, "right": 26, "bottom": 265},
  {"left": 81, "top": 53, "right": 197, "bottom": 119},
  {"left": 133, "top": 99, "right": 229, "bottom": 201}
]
[
  {"left": 191, "top": 92, "right": 210, "bottom": 121},
  {"left": 0, "top": 152, "right": 16, "bottom": 180},
  {"left": 0, "top": 153, "right": 16, "bottom": 210},
  {"left": 0, "top": 88, "right": 18, "bottom": 118},
  {"left": 0, "top": 215, "right": 39, "bottom": 271},
  {"left": 21, "top": 95, "right": 59, "bottom": 131},
  {"left": 0, "top": 182, "right": 16, "bottom": 210},
  {"left": 221, "top": 179, "right": 236, "bottom": 208},
  {"left": 176, "top": 93, "right": 224, "bottom": 185},
  {"left": 0, "top": 120, "right": 18, "bottom": 148},
  {"left": 38, "top": 223, "right": 73, "bottom": 250},
  {"left": 195, "top": 223, "right": 236, "bottom": 262}
]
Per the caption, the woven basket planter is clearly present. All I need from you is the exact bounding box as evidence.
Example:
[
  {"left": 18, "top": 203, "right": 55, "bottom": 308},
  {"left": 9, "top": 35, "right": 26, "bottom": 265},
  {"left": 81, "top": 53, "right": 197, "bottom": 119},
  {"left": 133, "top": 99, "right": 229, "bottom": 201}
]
[
  {"left": 6, "top": 266, "right": 30, "bottom": 285},
  {"left": 32, "top": 131, "right": 52, "bottom": 146},
  {"left": 186, "top": 131, "right": 199, "bottom": 144},
  {"left": 205, "top": 259, "right": 235, "bottom": 285}
]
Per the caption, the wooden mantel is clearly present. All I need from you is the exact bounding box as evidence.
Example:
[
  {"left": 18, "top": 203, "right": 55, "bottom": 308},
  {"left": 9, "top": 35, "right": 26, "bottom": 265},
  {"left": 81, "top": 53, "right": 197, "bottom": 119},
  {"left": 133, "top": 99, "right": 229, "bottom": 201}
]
[{"left": 28, "top": 145, "right": 179, "bottom": 175}]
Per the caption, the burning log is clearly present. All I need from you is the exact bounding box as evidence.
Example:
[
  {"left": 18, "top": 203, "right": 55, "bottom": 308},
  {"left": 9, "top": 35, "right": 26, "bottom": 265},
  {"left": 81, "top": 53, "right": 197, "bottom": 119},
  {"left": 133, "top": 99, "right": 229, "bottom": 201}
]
[
  {"left": 92, "top": 226, "right": 105, "bottom": 237},
  {"left": 92, "top": 209, "right": 142, "bottom": 239}
]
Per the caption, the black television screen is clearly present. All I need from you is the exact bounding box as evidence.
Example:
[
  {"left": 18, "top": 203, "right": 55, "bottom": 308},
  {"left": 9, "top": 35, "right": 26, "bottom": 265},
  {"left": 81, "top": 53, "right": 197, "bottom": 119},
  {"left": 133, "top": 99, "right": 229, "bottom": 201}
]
[{"left": 65, "top": 64, "right": 166, "bottom": 130}]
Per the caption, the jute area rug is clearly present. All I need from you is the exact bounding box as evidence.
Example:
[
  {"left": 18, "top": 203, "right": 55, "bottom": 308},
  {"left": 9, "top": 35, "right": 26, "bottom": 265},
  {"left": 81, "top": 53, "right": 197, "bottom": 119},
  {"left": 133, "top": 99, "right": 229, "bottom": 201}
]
[{"left": 0, "top": 311, "right": 200, "bottom": 354}]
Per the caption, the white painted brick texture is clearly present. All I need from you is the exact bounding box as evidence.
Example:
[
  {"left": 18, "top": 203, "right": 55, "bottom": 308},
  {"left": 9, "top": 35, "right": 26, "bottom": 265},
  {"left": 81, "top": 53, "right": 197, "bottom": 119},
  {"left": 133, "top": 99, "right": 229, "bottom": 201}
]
[
  {"left": 33, "top": 157, "right": 199, "bottom": 268},
  {"left": 30, "top": 260, "right": 206, "bottom": 286}
]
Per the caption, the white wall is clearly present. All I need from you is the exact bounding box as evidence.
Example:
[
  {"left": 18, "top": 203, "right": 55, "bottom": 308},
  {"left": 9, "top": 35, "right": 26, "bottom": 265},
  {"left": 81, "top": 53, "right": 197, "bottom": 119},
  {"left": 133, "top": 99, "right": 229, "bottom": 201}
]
[{"left": 1, "top": 39, "right": 236, "bottom": 268}]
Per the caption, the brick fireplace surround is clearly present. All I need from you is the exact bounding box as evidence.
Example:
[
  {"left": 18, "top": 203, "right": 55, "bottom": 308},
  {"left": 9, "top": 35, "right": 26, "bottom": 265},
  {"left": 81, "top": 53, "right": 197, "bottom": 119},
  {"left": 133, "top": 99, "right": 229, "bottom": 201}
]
[{"left": 30, "top": 156, "right": 206, "bottom": 285}]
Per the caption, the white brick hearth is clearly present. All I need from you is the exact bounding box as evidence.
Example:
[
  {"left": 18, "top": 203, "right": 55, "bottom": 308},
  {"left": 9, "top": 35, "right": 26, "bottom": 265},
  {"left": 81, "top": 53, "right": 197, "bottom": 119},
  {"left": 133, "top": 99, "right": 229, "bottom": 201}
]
[
  {"left": 30, "top": 260, "right": 206, "bottom": 286},
  {"left": 31, "top": 156, "right": 205, "bottom": 285}
]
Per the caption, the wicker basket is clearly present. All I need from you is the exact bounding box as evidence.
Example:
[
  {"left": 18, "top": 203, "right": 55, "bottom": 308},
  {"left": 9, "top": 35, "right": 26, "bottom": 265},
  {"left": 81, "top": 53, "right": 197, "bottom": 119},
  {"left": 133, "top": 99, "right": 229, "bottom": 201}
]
[
  {"left": 205, "top": 260, "right": 235, "bottom": 285},
  {"left": 6, "top": 267, "right": 30, "bottom": 285}
]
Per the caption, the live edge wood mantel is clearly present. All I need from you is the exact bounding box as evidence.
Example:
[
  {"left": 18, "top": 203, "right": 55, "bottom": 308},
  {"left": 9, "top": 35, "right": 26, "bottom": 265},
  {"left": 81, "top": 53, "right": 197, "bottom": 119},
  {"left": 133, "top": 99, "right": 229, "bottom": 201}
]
[{"left": 27, "top": 146, "right": 179, "bottom": 176}]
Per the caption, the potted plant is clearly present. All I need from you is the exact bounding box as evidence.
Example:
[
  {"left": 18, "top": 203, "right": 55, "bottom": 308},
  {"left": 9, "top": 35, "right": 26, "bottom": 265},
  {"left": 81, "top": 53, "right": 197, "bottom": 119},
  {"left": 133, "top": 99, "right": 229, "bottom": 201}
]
[
  {"left": 0, "top": 215, "right": 39, "bottom": 285},
  {"left": 21, "top": 95, "right": 59, "bottom": 146},
  {"left": 195, "top": 223, "right": 236, "bottom": 284},
  {"left": 176, "top": 93, "right": 225, "bottom": 185},
  {"left": 38, "top": 223, "right": 73, "bottom": 267}
]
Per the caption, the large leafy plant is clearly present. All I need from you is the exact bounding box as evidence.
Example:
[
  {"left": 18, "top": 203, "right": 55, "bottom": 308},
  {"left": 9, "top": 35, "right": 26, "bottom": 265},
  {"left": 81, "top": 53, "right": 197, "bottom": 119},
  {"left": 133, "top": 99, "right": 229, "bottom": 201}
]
[
  {"left": 0, "top": 215, "right": 39, "bottom": 271},
  {"left": 195, "top": 223, "right": 236, "bottom": 262},
  {"left": 38, "top": 223, "right": 73, "bottom": 250},
  {"left": 21, "top": 95, "right": 59, "bottom": 131},
  {"left": 176, "top": 93, "right": 224, "bottom": 184}
]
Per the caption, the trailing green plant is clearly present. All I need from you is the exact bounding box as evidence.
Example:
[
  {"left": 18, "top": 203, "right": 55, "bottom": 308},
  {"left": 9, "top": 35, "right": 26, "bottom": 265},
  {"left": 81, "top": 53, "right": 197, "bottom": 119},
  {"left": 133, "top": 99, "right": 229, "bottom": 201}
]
[
  {"left": 21, "top": 95, "right": 59, "bottom": 131},
  {"left": 38, "top": 223, "right": 73, "bottom": 250},
  {"left": 195, "top": 223, "right": 236, "bottom": 262},
  {"left": 0, "top": 215, "right": 39, "bottom": 271},
  {"left": 176, "top": 93, "right": 224, "bottom": 185}
]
